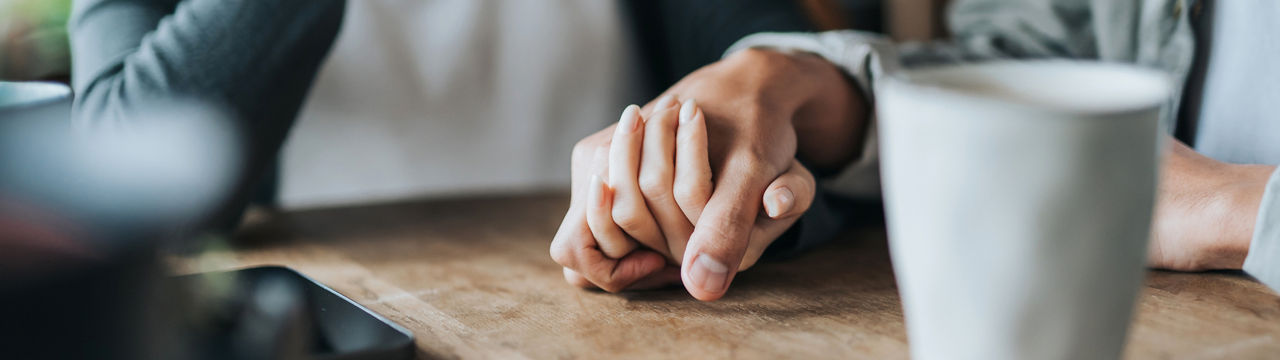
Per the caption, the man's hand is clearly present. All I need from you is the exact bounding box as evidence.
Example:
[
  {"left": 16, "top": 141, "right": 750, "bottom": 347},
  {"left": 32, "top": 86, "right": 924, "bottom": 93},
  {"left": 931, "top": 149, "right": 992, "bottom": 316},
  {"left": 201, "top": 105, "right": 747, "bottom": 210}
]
[
  {"left": 551, "top": 49, "right": 867, "bottom": 299},
  {"left": 550, "top": 99, "right": 816, "bottom": 293},
  {"left": 1149, "top": 137, "right": 1275, "bottom": 270},
  {"left": 646, "top": 49, "right": 866, "bottom": 301},
  {"left": 549, "top": 106, "right": 677, "bottom": 293},
  {"left": 552, "top": 99, "right": 817, "bottom": 293}
]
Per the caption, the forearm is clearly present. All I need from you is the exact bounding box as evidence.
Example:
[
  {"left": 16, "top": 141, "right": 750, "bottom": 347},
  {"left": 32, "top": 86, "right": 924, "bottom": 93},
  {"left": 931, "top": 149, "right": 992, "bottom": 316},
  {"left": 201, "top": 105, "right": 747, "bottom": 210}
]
[
  {"left": 1214, "top": 165, "right": 1277, "bottom": 267},
  {"left": 69, "top": 0, "right": 346, "bottom": 231},
  {"left": 70, "top": 0, "right": 345, "bottom": 148},
  {"left": 1151, "top": 139, "right": 1275, "bottom": 272},
  {"left": 788, "top": 52, "right": 869, "bottom": 175}
]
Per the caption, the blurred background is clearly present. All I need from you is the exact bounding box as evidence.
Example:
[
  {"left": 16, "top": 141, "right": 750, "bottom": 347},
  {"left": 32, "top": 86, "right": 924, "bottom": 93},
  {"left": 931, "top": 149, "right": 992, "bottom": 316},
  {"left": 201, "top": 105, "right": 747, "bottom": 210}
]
[
  {"left": 0, "top": 0, "right": 947, "bottom": 204},
  {"left": 0, "top": 0, "right": 947, "bottom": 358},
  {"left": 1, "top": 0, "right": 905, "bottom": 210},
  {"left": 0, "top": 0, "right": 70, "bottom": 82}
]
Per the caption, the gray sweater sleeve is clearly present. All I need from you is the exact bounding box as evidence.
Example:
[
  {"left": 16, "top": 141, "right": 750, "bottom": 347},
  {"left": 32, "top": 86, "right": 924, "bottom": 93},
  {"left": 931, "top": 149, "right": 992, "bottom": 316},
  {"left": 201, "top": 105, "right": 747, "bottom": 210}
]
[{"left": 69, "top": 0, "right": 345, "bottom": 229}]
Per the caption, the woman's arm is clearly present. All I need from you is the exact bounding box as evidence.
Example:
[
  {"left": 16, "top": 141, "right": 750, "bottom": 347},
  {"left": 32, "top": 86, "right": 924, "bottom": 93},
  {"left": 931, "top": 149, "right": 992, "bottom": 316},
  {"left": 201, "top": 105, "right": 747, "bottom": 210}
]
[{"left": 69, "top": 0, "right": 346, "bottom": 229}]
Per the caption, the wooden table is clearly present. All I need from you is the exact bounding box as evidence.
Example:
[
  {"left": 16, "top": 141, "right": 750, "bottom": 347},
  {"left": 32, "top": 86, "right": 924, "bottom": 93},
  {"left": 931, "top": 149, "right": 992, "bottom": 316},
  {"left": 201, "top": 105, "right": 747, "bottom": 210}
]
[{"left": 174, "top": 193, "right": 1280, "bottom": 359}]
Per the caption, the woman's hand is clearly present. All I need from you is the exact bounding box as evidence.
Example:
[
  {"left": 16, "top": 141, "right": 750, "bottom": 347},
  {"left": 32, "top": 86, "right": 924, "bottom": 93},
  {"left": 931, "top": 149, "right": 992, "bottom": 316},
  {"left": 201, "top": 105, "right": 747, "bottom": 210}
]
[
  {"left": 632, "top": 49, "right": 864, "bottom": 301},
  {"left": 553, "top": 48, "right": 866, "bottom": 299},
  {"left": 550, "top": 99, "right": 816, "bottom": 294}
]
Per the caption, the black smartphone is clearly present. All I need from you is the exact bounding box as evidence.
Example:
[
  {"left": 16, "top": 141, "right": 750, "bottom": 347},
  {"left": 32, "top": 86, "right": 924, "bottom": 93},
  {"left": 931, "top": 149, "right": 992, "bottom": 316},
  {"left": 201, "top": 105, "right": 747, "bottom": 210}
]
[{"left": 176, "top": 266, "right": 415, "bottom": 360}]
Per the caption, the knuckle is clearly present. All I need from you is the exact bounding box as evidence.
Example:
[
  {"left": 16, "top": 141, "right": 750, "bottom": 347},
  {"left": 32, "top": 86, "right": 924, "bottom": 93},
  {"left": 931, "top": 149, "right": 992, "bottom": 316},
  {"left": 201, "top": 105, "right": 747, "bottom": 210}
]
[
  {"left": 564, "top": 270, "right": 595, "bottom": 289},
  {"left": 739, "top": 101, "right": 772, "bottom": 120},
  {"left": 728, "top": 153, "right": 776, "bottom": 176},
  {"left": 571, "top": 278, "right": 595, "bottom": 289},
  {"left": 673, "top": 181, "right": 711, "bottom": 207},
  {"left": 571, "top": 136, "right": 594, "bottom": 152},
  {"left": 652, "top": 107, "right": 681, "bottom": 126},
  {"left": 728, "top": 48, "right": 805, "bottom": 79},
  {"left": 549, "top": 239, "right": 574, "bottom": 267},
  {"left": 720, "top": 96, "right": 779, "bottom": 124},
  {"left": 587, "top": 266, "right": 627, "bottom": 293},
  {"left": 637, "top": 173, "right": 671, "bottom": 200},
  {"left": 570, "top": 141, "right": 594, "bottom": 163},
  {"left": 726, "top": 48, "right": 774, "bottom": 67},
  {"left": 611, "top": 206, "right": 647, "bottom": 232},
  {"left": 571, "top": 136, "right": 609, "bottom": 161}
]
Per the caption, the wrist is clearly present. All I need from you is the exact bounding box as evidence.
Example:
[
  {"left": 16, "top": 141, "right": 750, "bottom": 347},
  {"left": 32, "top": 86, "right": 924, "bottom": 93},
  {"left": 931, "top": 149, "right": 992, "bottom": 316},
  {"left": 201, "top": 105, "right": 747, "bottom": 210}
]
[
  {"left": 1214, "top": 165, "right": 1275, "bottom": 266},
  {"left": 719, "top": 48, "right": 870, "bottom": 172},
  {"left": 1192, "top": 164, "right": 1271, "bottom": 269},
  {"left": 777, "top": 51, "right": 870, "bottom": 173}
]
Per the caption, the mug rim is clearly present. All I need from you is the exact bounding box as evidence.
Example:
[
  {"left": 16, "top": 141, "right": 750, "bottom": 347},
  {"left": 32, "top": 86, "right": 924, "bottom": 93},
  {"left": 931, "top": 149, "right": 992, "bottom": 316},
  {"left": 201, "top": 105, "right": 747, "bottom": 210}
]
[{"left": 882, "top": 60, "right": 1172, "bottom": 117}]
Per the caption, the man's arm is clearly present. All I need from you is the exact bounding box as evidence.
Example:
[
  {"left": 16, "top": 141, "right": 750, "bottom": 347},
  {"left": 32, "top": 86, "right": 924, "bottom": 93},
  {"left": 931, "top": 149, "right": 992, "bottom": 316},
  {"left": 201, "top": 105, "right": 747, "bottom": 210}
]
[
  {"left": 1150, "top": 139, "right": 1280, "bottom": 293},
  {"left": 728, "top": 0, "right": 1108, "bottom": 181},
  {"left": 69, "top": 0, "right": 346, "bottom": 229},
  {"left": 715, "top": 0, "right": 1111, "bottom": 257},
  {"left": 725, "top": 1, "right": 1280, "bottom": 295}
]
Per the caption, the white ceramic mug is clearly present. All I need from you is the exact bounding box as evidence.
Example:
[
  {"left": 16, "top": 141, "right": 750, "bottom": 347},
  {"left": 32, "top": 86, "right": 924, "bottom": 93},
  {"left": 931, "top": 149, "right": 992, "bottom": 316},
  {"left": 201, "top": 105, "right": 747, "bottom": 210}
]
[{"left": 877, "top": 61, "right": 1171, "bottom": 360}]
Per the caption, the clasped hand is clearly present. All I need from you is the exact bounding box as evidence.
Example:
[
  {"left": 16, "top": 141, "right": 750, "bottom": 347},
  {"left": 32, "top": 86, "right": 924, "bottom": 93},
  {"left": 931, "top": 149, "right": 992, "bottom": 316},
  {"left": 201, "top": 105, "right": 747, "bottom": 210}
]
[
  {"left": 550, "top": 49, "right": 866, "bottom": 301},
  {"left": 549, "top": 97, "right": 814, "bottom": 300}
]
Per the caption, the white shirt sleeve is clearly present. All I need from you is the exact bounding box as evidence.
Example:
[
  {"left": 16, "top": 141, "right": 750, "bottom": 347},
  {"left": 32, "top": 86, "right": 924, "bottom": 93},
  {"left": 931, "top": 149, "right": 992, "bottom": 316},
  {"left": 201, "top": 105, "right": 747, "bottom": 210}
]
[{"left": 1244, "top": 168, "right": 1280, "bottom": 293}]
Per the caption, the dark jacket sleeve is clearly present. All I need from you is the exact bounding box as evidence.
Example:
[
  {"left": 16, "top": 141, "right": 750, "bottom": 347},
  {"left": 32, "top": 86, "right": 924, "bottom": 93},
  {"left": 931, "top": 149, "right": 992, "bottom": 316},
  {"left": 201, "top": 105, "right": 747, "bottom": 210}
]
[
  {"left": 69, "top": 0, "right": 346, "bottom": 231},
  {"left": 622, "top": 0, "right": 816, "bottom": 92}
]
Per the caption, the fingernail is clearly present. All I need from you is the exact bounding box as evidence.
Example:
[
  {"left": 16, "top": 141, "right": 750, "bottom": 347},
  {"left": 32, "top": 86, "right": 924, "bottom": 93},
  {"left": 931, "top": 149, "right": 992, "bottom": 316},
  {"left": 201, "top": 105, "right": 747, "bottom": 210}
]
[
  {"left": 653, "top": 95, "right": 675, "bottom": 110},
  {"left": 765, "top": 187, "right": 794, "bottom": 218},
  {"left": 692, "top": 253, "right": 729, "bottom": 293},
  {"left": 679, "top": 99, "right": 697, "bottom": 124},
  {"left": 617, "top": 105, "right": 642, "bottom": 134}
]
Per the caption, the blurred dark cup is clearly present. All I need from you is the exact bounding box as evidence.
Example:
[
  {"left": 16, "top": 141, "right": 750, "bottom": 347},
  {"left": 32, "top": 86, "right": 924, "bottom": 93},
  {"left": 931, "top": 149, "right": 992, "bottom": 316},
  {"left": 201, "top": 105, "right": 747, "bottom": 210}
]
[
  {"left": 0, "top": 81, "right": 171, "bottom": 360},
  {"left": 1, "top": 81, "right": 80, "bottom": 278},
  {"left": 2, "top": 81, "right": 248, "bottom": 360}
]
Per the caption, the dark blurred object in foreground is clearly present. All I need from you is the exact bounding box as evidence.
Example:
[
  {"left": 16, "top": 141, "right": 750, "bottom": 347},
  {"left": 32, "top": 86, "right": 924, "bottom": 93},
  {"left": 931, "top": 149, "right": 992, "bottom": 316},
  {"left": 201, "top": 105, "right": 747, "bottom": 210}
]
[
  {"left": 0, "top": 82, "right": 211, "bottom": 358},
  {"left": 1, "top": 81, "right": 411, "bottom": 360},
  {"left": 0, "top": 81, "right": 174, "bottom": 359}
]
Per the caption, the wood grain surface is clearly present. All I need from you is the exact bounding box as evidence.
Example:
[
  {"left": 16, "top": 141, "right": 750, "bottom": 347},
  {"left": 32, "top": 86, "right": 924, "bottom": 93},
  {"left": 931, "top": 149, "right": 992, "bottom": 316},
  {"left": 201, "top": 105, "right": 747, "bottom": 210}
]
[{"left": 173, "top": 193, "right": 1280, "bottom": 359}]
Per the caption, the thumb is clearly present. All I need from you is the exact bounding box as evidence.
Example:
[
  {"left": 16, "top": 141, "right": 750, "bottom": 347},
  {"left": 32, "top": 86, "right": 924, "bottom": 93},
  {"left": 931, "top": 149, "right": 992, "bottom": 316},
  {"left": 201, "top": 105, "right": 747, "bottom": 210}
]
[
  {"left": 680, "top": 158, "right": 774, "bottom": 301},
  {"left": 737, "top": 160, "right": 817, "bottom": 271},
  {"left": 762, "top": 159, "right": 816, "bottom": 220}
]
